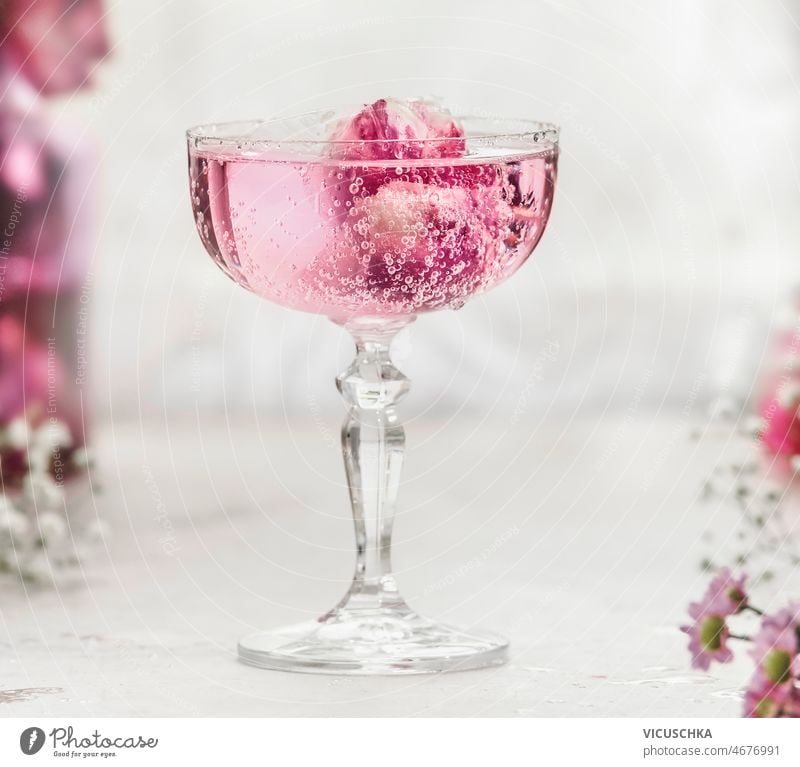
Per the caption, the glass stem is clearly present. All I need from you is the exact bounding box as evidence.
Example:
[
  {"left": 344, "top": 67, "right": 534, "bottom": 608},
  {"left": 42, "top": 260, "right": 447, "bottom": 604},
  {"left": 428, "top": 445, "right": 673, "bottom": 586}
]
[{"left": 335, "top": 318, "right": 413, "bottom": 613}]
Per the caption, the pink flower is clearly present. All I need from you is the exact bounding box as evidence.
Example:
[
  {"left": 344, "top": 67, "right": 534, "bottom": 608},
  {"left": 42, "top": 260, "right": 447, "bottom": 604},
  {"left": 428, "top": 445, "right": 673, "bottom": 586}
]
[
  {"left": 313, "top": 98, "right": 551, "bottom": 317},
  {"left": 681, "top": 570, "right": 750, "bottom": 670},
  {"left": 0, "top": 139, "right": 46, "bottom": 200},
  {"left": 681, "top": 603, "right": 733, "bottom": 671},
  {"left": 786, "top": 689, "right": 800, "bottom": 717},
  {"left": 759, "top": 378, "right": 800, "bottom": 457},
  {"left": 749, "top": 602, "right": 800, "bottom": 687},
  {"left": 681, "top": 567, "right": 747, "bottom": 671},
  {"left": 1, "top": 0, "right": 110, "bottom": 95},
  {"left": 705, "top": 568, "right": 749, "bottom": 616},
  {"left": 410, "top": 99, "right": 466, "bottom": 153},
  {"left": 743, "top": 674, "right": 798, "bottom": 718},
  {"left": 328, "top": 98, "right": 465, "bottom": 161}
]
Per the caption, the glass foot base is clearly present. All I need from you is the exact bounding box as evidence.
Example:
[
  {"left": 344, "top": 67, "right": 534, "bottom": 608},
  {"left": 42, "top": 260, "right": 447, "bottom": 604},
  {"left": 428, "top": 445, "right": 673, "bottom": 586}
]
[{"left": 238, "top": 608, "right": 508, "bottom": 675}]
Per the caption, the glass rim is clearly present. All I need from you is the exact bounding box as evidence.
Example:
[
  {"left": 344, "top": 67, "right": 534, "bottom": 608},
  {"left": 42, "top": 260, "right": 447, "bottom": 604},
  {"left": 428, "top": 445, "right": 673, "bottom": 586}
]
[{"left": 186, "top": 112, "right": 560, "bottom": 150}]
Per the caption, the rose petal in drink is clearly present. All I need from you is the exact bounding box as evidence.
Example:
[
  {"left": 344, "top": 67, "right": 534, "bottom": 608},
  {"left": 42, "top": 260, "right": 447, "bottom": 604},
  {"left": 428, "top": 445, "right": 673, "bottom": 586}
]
[
  {"left": 328, "top": 98, "right": 465, "bottom": 161},
  {"left": 319, "top": 179, "right": 512, "bottom": 312}
]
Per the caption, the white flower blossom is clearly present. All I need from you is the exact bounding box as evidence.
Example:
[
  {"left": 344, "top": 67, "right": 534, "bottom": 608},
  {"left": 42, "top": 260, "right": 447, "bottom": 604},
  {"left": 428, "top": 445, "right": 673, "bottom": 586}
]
[
  {"left": 20, "top": 472, "right": 64, "bottom": 514},
  {"left": 20, "top": 551, "right": 55, "bottom": 583},
  {"left": 26, "top": 445, "right": 54, "bottom": 475},
  {"left": 2, "top": 416, "right": 30, "bottom": 450},
  {"left": 34, "top": 420, "right": 73, "bottom": 451},
  {"left": 83, "top": 518, "right": 110, "bottom": 543},
  {"left": 743, "top": 415, "right": 765, "bottom": 438},
  {"left": 36, "top": 511, "right": 68, "bottom": 545},
  {"left": 1, "top": 416, "right": 99, "bottom": 582},
  {"left": 0, "top": 504, "right": 30, "bottom": 542},
  {"left": 776, "top": 381, "right": 800, "bottom": 409}
]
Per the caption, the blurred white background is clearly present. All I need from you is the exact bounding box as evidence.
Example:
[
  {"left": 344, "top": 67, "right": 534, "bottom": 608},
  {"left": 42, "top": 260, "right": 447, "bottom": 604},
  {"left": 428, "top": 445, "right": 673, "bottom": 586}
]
[{"left": 52, "top": 0, "right": 800, "bottom": 422}]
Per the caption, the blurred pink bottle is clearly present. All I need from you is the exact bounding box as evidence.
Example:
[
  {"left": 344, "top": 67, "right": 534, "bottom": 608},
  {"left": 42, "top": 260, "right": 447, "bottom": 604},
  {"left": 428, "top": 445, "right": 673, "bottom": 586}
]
[{"left": 0, "top": 0, "right": 109, "bottom": 487}]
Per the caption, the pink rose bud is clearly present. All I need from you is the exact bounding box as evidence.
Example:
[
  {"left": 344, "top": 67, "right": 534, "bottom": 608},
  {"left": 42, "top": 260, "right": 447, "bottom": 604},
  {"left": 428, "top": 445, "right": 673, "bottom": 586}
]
[
  {"left": 316, "top": 99, "right": 531, "bottom": 314},
  {"left": 328, "top": 98, "right": 465, "bottom": 161}
]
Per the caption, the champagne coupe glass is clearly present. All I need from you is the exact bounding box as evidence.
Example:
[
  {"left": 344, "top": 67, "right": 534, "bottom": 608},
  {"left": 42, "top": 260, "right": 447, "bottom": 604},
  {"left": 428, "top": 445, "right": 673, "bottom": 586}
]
[{"left": 186, "top": 109, "right": 559, "bottom": 674}]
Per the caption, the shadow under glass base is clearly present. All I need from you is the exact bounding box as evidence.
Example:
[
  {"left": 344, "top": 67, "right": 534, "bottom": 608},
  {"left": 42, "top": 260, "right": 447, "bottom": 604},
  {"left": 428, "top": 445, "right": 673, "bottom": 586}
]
[{"left": 238, "top": 606, "right": 508, "bottom": 675}]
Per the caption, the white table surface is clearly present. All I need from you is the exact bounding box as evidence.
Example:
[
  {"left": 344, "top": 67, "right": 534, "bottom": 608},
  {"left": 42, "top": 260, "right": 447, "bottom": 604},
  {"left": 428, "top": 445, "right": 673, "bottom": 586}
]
[{"left": 0, "top": 413, "right": 779, "bottom": 717}]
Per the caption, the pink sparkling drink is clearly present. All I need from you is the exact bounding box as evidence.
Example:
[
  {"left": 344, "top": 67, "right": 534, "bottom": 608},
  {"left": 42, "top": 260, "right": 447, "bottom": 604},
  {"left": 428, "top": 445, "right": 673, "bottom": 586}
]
[
  {"left": 188, "top": 119, "right": 557, "bottom": 321},
  {"left": 186, "top": 106, "right": 561, "bottom": 675}
]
